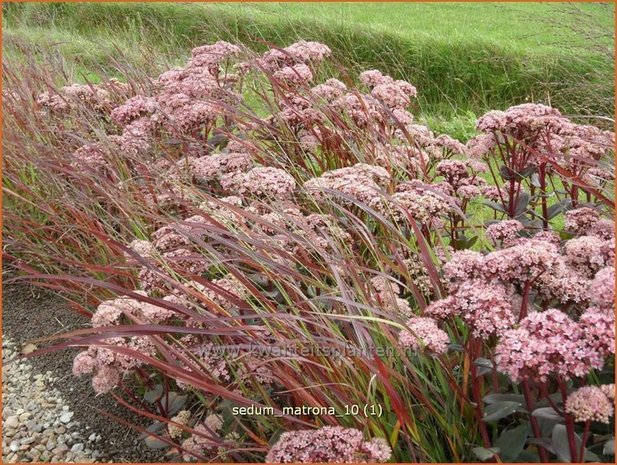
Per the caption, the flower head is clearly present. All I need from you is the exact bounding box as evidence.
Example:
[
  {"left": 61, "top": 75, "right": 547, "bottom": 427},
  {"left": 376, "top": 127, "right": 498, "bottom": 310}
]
[
  {"left": 399, "top": 317, "right": 449, "bottom": 355},
  {"left": 565, "top": 386, "right": 614, "bottom": 424},
  {"left": 589, "top": 266, "right": 615, "bottom": 309},
  {"left": 266, "top": 426, "right": 391, "bottom": 463},
  {"left": 495, "top": 309, "right": 604, "bottom": 382}
]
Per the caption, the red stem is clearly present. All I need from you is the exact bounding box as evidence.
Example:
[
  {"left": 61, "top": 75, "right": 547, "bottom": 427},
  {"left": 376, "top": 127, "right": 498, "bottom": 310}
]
[
  {"left": 469, "top": 339, "right": 493, "bottom": 452},
  {"left": 522, "top": 380, "right": 551, "bottom": 462},
  {"left": 579, "top": 421, "right": 591, "bottom": 462},
  {"left": 519, "top": 281, "right": 532, "bottom": 321},
  {"left": 558, "top": 378, "right": 579, "bottom": 462}
]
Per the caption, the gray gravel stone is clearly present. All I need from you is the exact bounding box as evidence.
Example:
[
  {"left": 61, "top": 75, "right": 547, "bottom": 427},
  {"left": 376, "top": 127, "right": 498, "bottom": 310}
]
[
  {"left": 2, "top": 339, "right": 102, "bottom": 463},
  {"left": 5, "top": 417, "right": 19, "bottom": 429}
]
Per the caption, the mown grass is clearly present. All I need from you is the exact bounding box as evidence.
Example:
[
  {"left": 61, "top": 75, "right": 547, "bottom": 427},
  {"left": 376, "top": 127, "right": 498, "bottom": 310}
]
[{"left": 2, "top": 1, "right": 614, "bottom": 137}]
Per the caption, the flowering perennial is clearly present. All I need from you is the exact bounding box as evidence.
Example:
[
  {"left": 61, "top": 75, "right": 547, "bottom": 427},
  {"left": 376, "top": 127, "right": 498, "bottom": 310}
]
[{"left": 266, "top": 427, "right": 391, "bottom": 463}]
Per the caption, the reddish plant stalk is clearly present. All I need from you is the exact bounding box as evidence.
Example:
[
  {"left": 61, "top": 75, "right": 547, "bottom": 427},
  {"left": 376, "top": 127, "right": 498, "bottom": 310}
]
[
  {"left": 468, "top": 338, "right": 492, "bottom": 452},
  {"left": 522, "top": 380, "right": 550, "bottom": 462},
  {"left": 519, "top": 283, "right": 550, "bottom": 462},
  {"left": 579, "top": 420, "right": 591, "bottom": 463},
  {"left": 557, "top": 378, "right": 579, "bottom": 462},
  {"left": 519, "top": 280, "right": 531, "bottom": 321}
]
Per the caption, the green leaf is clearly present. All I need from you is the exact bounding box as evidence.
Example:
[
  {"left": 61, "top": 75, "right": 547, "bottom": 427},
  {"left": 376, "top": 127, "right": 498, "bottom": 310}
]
[
  {"left": 517, "top": 449, "right": 541, "bottom": 462},
  {"left": 603, "top": 439, "right": 614, "bottom": 456},
  {"left": 144, "top": 435, "right": 169, "bottom": 449},
  {"left": 138, "top": 421, "right": 165, "bottom": 440},
  {"left": 527, "top": 437, "right": 555, "bottom": 454},
  {"left": 472, "top": 447, "right": 500, "bottom": 461},
  {"left": 448, "top": 343, "right": 464, "bottom": 352},
  {"left": 535, "top": 391, "right": 563, "bottom": 408},
  {"left": 551, "top": 424, "right": 598, "bottom": 462},
  {"left": 597, "top": 369, "right": 615, "bottom": 385},
  {"left": 143, "top": 384, "right": 164, "bottom": 403},
  {"left": 474, "top": 357, "right": 494, "bottom": 377},
  {"left": 547, "top": 200, "right": 571, "bottom": 220},
  {"left": 530, "top": 173, "right": 541, "bottom": 187},
  {"left": 551, "top": 424, "right": 573, "bottom": 462},
  {"left": 466, "top": 236, "right": 478, "bottom": 247},
  {"left": 453, "top": 235, "right": 479, "bottom": 250},
  {"left": 532, "top": 407, "right": 564, "bottom": 423},
  {"left": 514, "top": 192, "right": 531, "bottom": 216},
  {"left": 520, "top": 165, "right": 537, "bottom": 178},
  {"left": 474, "top": 357, "right": 493, "bottom": 369},
  {"left": 164, "top": 392, "right": 188, "bottom": 416},
  {"left": 483, "top": 200, "right": 507, "bottom": 213},
  {"left": 483, "top": 393, "right": 525, "bottom": 405},
  {"left": 482, "top": 401, "right": 523, "bottom": 422},
  {"left": 495, "top": 422, "right": 529, "bottom": 461},
  {"left": 585, "top": 449, "right": 601, "bottom": 461},
  {"left": 499, "top": 165, "right": 515, "bottom": 180}
]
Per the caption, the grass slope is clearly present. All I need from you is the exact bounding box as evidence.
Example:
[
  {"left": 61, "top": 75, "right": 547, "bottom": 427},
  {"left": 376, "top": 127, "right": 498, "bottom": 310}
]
[{"left": 2, "top": 2, "right": 614, "bottom": 136}]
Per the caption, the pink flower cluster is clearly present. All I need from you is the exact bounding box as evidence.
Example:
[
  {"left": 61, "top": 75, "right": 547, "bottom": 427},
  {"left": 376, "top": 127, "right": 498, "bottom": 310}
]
[
  {"left": 588, "top": 266, "right": 614, "bottom": 310},
  {"left": 476, "top": 104, "right": 563, "bottom": 134},
  {"left": 370, "top": 275, "right": 413, "bottom": 318},
  {"left": 399, "top": 316, "right": 449, "bottom": 355},
  {"left": 426, "top": 280, "right": 515, "bottom": 339},
  {"left": 201, "top": 274, "right": 249, "bottom": 310},
  {"left": 564, "top": 235, "right": 613, "bottom": 277},
  {"left": 564, "top": 207, "right": 601, "bottom": 235},
  {"left": 474, "top": 103, "right": 615, "bottom": 171},
  {"left": 220, "top": 167, "right": 296, "bottom": 199},
  {"left": 304, "top": 163, "right": 390, "bottom": 206},
  {"left": 565, "top": 386, "right": 614, "bottom": 424},
  {"left": 73, "top": 335, "right": 157, "bottom": 394},
  {"left": 383, "top": 189, "right": 453, "bottom": 225},
  {"left": 485, "top": 220, "right": 524, "bottom": 248},
  {"left": 180, "top": 414, "right": 224, "bottom": 461},
  {"left": 190, "top": 150, "right": 253, "bottom": 182},
  {"left": 273, "top": 63, "right": 314, "bottom": 85},
  {"left": 359, "top": 69, "right": 417, "bottom": 109},
  {"left": 578, "top": 306, "right": 615, "bottom": 358},
  {"left": 38, "top": 81, "right": 126, "bottom": 113},
  {"left": 495, "top": 309, "right": 605, "bottom": 382},
  {"left": 482, "top": 239, "right": 562, "bottom": 286},
  {"left": 174, "top": 338, "right": 231, "bottom": 389},
  {"left": 189, "top": 41, "right": 241, "bottom": 69},
  {"left": 258, "top": 41, "right": 332, "bottom": 72},
  {"left": 72, "top": 292, "right": 183, "bottom": 393},
  {"left": 266, "top": 426, "right": 391, "bottom": 463},
  {"left": 311, "top": 78, "right": 347, "bottom": 102},
  {"left": 434, "top": 159, "right": 487, "bottom": 200},
  {"left": 102, "top": 40, "right": 245, "bottom": 150}
]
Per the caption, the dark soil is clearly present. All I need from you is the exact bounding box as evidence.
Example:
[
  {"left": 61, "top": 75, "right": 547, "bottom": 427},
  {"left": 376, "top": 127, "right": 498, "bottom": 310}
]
[{"left": 2, "top": 279, "right": 168, "bottom": 463}]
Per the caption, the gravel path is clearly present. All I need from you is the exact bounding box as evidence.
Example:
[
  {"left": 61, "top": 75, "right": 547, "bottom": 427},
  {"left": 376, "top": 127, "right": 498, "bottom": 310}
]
[
  {"left": 2, "top": 338, "right": 102, "bottom": 463},
  {"left": 2, "top": 280, "right": 168, "bottom": 463}
]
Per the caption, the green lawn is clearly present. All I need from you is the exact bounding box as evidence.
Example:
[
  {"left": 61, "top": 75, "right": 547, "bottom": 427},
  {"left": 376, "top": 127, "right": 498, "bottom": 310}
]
[
  {"left": 212, "top": 2, "right": 613, "bottom": 52},
  {"left": 2, "top": 2, "right": 614, "bottom": 137}
]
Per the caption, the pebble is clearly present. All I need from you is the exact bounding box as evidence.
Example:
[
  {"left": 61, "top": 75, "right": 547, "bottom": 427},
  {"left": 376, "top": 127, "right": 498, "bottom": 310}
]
[
  {"left": 1, "top": 339, "right": 103, "bottom": 463},
  {"left": 71, "top": 443, "right": 84, "bottom": 452},
  {"left": 5, "top": 417, "right": 19, "bottom": 429}
]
